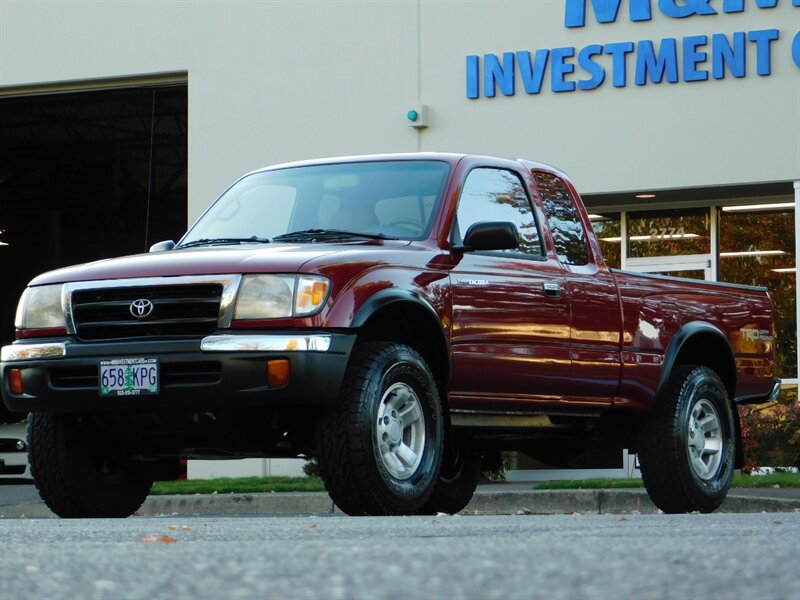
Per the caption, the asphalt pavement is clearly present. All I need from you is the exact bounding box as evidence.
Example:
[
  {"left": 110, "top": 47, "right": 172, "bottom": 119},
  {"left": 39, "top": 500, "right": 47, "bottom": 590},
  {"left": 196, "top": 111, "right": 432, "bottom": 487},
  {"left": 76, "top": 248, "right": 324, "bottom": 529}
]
[
  {"left": 2, "top": 480, "right": 799, "bottom": 518},
  {"left": 3, "top": 513, "right": 799, "bottom": 600}
]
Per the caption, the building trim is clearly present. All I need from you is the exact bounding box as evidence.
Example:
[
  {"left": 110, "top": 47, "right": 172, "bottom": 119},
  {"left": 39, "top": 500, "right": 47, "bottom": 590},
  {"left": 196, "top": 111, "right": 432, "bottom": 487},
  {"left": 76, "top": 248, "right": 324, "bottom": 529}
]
[{"left": 0, "top": 72, "right": 188, "bottom": 98}]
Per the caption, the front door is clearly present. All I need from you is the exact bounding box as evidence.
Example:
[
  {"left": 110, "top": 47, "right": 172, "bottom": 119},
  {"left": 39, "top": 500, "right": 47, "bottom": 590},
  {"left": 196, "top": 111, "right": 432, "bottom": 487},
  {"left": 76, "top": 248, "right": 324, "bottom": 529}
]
[{"left": 448, "top": 167, "right": 572, "bottom": 411}]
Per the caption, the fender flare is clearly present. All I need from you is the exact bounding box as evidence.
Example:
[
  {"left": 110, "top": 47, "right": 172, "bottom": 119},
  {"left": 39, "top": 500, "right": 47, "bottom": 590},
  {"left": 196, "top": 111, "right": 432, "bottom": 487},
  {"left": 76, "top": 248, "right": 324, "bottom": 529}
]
[
  {"left": 351, "top": 288, "right": 451, "bottom": 386},
  {"left": 351, "top": 288, "right": 441, "bottom": 329},
  {"left": 658, "top": 321, "right": 737, "bottom": 398}
]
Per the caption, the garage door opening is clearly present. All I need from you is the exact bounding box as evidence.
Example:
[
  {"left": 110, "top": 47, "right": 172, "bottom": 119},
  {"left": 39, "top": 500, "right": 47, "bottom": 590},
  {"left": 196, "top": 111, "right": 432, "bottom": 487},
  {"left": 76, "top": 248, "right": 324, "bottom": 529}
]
[{"left": 0, "top": 83, "right": 188, "bottom": 348}]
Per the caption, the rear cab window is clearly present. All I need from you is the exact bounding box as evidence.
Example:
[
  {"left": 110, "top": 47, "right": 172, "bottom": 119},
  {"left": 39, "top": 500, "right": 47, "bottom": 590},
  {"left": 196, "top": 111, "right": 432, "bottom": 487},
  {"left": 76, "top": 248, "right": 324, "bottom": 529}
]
[{"left": 534, "top": 171, "right": 590, "bottom": 266}]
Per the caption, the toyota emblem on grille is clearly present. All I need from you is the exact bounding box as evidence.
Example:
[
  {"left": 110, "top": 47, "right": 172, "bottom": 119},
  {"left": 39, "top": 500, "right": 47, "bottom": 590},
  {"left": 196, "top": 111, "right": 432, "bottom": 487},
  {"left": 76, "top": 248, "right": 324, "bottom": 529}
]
[{"left": 130, "top": 299, "right": 155, "bottom": 319}]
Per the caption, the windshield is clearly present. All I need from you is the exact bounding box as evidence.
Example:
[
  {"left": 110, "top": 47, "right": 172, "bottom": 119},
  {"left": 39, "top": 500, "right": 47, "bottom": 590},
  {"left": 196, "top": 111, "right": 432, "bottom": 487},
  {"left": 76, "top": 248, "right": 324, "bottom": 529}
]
[{"left": 180, "top": 160, "right": 451, "bottom": 246}]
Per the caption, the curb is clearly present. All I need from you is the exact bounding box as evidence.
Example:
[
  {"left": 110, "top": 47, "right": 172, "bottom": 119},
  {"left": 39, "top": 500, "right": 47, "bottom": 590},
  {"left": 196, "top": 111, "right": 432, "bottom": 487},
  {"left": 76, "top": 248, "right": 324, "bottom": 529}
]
[
  {"left": 3, "top": 489, "right": 798, "bottom": 519},
  {"left": 464, "top": 489, "right": 800, "bottom": 515}
]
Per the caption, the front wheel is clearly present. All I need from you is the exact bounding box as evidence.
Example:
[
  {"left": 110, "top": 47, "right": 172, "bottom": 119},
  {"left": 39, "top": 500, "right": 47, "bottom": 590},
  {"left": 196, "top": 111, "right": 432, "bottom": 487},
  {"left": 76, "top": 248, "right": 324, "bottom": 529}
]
[
  {"left": 638, "top": 365, "right": 735, "bottom": 514},
  {"left": 317, "top": 342, "right": 443, "bottom": 515},
  {"left": 27, "top": 412, "right": 153, "bottom": 518}
]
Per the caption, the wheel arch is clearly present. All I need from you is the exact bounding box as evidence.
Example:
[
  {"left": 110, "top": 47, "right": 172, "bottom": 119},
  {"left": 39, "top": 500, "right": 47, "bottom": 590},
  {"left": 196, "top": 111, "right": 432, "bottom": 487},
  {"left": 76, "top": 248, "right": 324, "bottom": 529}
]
[
  {"left": 658, "top": 321, "right": 742, "bottom": 467},
  {"left": 659, "top": 321, "right": 737, "bottom": 399},
  {"left": 351, "top": 289, "right": 450, "bottom": 401}
]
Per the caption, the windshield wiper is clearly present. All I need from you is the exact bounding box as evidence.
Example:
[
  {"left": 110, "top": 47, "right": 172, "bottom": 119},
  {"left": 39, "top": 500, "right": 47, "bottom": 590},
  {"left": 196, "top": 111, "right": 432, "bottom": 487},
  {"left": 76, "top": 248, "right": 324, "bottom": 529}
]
[
  {"left": 178, "top": 236, "right": 271, "bottom": 249},
  {"left": 273, "top": 229, "right": 397, "bottom": 242}
]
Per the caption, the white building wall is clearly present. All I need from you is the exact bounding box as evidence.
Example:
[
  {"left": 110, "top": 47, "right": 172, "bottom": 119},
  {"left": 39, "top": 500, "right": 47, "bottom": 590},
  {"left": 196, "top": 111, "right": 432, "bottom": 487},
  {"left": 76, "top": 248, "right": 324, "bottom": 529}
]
[
  {"left": 188, "top": 458, "right": 305, "bottom": 480},
  {"left": 2, "top": 1, "right": 798, "bottom": 222},
  {"left": 419, "top": 1, "right": 800, "bottom": 194}
]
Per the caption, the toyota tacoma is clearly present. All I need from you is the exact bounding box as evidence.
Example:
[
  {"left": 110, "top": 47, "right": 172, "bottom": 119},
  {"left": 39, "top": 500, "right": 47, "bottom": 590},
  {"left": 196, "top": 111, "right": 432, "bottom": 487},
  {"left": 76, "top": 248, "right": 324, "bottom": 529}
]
[{"left": 1, "top": 153, "right": 780, "bottom": 517}]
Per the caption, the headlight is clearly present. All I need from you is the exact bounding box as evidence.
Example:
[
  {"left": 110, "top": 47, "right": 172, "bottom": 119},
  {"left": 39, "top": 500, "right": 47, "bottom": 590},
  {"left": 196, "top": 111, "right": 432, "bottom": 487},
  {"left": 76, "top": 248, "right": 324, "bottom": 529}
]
[
  {"left": 233, "top": 275, "right": 330, "bottom": 320},
  {"left": 15, "top": 284, "right": 66, "bottom": 330}
]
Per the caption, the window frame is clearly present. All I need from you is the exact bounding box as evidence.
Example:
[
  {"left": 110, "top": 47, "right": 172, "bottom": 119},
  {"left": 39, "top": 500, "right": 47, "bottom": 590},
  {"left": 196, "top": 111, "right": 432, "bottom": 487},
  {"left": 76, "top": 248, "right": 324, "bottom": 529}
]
[{"left": 449, "top": 166, "right": 546, "bottom": 262}]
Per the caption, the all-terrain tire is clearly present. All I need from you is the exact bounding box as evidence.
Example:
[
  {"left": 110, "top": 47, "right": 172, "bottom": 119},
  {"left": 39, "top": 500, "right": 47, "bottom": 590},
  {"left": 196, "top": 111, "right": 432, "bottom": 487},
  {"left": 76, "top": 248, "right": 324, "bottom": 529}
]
[
  {"left": 638, "top": 365, "right": 736, "bottom": 514},
  {"left": 27, "top": 412, "right": 153, "bottom": 518},
  {"left": 316, "top": 342, "right": 443, "bottom": 516}
]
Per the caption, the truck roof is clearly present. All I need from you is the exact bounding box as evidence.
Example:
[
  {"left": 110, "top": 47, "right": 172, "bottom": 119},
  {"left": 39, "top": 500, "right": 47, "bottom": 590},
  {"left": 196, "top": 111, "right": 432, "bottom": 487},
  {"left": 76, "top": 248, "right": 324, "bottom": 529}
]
[{"left": 243, "top": 152, "right": 569, "bottom": 180}]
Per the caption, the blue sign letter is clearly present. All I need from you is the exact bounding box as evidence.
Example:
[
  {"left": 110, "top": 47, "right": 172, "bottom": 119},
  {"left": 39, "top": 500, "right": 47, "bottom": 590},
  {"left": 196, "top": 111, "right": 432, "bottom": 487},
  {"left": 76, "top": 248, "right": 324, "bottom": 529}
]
[
  {"left": 551, "top": 47, "right": 577, "bottom": 92},
  {"left": 722, "top": 0, "right": 779, "bottom": 12},
  {"left": 484, "top": 52, "right": 515, "bottom": 97},
  {"left": 659, "top": 0, "right": 716, "bottom": 18},
  {"left": 466, "top": 55, "right": 480, "bottom": 98},
  {"left": 517, "top": 49, "right": 550, "bottom": 94},
  {"left": 793, "top": 31, "right": 800, "bottom": 69},
  {"left": 578, "top": 45, "right": 607, "bottom": 90},
  {"left": 605, "top": 41, "right": 635, "bottom": 87},
  {"left": 711, "top": 32, "right": 746, "bottom": 79},
  {"left": 748, "top": 29, "right": 779, "bottom": 76},
  {"left": 635, "top": 38, "right": 679, "bottom": 85},
  {"left": 565, "top": 0, "right": 653, "bottom": 28},
  {"left": 683, "top": 35, "right": 709, "bottom": 82}
]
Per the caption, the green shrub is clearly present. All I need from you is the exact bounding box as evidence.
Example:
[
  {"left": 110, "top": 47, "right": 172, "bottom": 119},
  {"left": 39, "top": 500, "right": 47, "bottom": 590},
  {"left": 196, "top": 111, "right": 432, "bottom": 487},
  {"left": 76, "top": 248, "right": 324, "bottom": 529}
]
[
  {"left": 303, "top": 457, "right": 321, "bottom": 478},
  {"left": 738, "top": 387, "right": 800, "bottom": 473}
]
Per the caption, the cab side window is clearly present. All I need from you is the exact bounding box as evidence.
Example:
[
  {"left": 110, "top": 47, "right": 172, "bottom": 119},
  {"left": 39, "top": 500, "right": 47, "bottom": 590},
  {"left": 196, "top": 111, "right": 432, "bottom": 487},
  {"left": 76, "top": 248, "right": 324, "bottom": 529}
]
[
  {"left": 535, "top": 172, "right": 589, "bottom": 266},
  {"left": 453, "top": 168, "right": 543, "bottom": 257}
]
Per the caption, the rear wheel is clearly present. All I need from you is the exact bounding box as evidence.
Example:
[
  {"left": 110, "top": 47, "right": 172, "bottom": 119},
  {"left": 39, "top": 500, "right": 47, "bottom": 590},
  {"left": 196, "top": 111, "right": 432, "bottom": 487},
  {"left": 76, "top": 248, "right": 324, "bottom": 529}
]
[
  {"left": 317, "top": 342, "right": 443, "bottom": 515},
  {"left": 28, "top": 412, "right": 153, "bottom": 518},
  {"left": 638, "top": 365, "right": 735, "bottom": 514}
]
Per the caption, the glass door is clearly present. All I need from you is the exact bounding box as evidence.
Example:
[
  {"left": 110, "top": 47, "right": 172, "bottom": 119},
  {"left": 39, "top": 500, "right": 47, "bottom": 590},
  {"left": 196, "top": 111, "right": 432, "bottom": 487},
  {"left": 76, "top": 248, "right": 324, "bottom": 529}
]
[{"left": 624, "top": 208, "right": 713, "bottom": 281}]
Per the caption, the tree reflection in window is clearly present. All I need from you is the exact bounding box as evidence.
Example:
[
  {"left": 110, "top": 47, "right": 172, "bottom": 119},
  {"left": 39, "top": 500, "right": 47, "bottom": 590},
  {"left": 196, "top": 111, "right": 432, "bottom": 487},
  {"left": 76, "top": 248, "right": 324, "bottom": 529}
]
[
  {"left": 534, "top": 172, "right": 589, "bottom": 266},
  {"left": 588, "top": 214, "right": 621, "bottom": 269},
  {"left": 454, "top": 168, "right": 543, "bottom": 257},
  {"left": 626, "top": 208, "right": 710, "bottom": 258},
  {"left": 720, "top": 207, "right": 796, "bottom": 379}
]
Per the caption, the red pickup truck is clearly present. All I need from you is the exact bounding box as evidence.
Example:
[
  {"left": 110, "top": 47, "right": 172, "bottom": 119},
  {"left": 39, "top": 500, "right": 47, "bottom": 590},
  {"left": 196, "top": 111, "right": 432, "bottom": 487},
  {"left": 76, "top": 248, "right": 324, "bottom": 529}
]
[{"left": 1, "top": 153, "right": 780, "bottom": 517}]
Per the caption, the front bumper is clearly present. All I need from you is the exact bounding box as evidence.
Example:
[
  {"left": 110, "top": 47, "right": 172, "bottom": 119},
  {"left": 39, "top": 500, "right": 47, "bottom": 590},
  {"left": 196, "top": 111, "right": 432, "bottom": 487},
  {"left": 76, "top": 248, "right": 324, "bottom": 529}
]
[{"left": 1, "top": 332, "right": 356, "bottom": 413}]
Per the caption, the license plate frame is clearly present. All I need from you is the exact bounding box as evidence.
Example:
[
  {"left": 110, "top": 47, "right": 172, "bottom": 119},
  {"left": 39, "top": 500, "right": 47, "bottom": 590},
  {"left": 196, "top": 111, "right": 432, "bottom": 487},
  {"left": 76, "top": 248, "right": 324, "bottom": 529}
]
[{"left": 99, "top": 357, "right": 159, "bottom": 397}]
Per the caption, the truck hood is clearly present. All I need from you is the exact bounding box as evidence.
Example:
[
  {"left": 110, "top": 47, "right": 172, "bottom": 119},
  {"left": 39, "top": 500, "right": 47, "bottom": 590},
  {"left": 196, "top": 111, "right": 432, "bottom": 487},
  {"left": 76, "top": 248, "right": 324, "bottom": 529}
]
[{"left": 28, "top": 242, "right": 406, "bottom": 286}]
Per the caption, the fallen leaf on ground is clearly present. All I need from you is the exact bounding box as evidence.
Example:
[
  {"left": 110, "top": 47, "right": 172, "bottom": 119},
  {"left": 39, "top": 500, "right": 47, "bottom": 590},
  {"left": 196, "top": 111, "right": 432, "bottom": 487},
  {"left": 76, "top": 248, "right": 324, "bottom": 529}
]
[{"left": 138, "top": 535, "right": 179, "bottom": 544}]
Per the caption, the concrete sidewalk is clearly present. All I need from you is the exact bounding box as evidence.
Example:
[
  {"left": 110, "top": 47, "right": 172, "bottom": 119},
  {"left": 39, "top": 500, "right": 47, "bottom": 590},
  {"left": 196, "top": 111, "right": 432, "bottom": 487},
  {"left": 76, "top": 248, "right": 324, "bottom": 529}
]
[{"left": 2, "top": 482, "right": 799, "bottom": 518}]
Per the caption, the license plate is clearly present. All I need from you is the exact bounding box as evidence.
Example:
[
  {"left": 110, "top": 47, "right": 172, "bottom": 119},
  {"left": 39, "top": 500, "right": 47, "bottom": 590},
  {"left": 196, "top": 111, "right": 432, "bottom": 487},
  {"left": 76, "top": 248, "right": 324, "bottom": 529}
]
[{"left": 99, "top": 358, "right": 159, "bottom": 397}]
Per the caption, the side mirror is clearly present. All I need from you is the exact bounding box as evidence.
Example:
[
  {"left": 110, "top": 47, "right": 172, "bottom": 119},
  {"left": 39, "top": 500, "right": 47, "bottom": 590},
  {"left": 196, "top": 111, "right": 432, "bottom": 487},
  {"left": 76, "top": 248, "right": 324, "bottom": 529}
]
[
  {"left": 458, "top": 221, "right": 519, "bottom": 252},
  {"left": 149, "top": 240, "right": 176, "bottom": 253}
]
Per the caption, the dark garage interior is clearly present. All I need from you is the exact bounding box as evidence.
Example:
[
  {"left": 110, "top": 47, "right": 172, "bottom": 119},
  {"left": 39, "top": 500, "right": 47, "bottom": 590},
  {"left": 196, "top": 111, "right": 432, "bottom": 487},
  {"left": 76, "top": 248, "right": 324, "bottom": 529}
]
[{"left": 0, "top": 83, "right": 188, "bottom": 349}]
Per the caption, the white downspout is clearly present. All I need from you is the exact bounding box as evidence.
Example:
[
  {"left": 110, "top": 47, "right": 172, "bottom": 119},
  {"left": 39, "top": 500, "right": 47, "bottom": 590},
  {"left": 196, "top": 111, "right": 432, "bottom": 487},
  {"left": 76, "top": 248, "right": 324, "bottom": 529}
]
[{"left": 795, "top": 181, "right": 799, "bottom": 381}]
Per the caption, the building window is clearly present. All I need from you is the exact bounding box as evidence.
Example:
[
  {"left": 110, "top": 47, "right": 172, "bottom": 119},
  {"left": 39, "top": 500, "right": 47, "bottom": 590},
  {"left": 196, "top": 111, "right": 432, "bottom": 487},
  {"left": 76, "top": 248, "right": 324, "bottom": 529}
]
[{"left": 719, "top": 205, "right": 797, "bottom": 379}]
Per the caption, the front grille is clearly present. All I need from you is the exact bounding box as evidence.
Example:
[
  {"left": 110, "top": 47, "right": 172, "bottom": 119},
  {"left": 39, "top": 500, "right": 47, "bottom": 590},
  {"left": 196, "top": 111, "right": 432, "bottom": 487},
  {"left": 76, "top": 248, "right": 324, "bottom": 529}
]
[{"left": 72, "top": 284, "right": 222, "bottom": 340}]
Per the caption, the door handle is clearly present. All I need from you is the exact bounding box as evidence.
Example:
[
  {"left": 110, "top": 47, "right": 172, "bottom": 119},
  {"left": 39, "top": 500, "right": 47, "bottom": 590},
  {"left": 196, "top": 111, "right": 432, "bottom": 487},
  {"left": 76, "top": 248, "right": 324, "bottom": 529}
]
[{"left": 543, "top": 282, "right": 562, "bottom": 298}]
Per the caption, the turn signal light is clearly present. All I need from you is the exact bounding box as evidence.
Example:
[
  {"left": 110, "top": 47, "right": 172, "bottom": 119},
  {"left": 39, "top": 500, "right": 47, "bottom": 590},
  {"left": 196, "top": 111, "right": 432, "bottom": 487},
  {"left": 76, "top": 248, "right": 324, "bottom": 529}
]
[
  {"left": 294, "top": 276, "right": 330, "bottom": 316},
  {"left": 8, "top": 369, "right": 23, "bottom": 394},
  {"left": 267, "top": 359, "right": 290, "bottom": 387}
]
